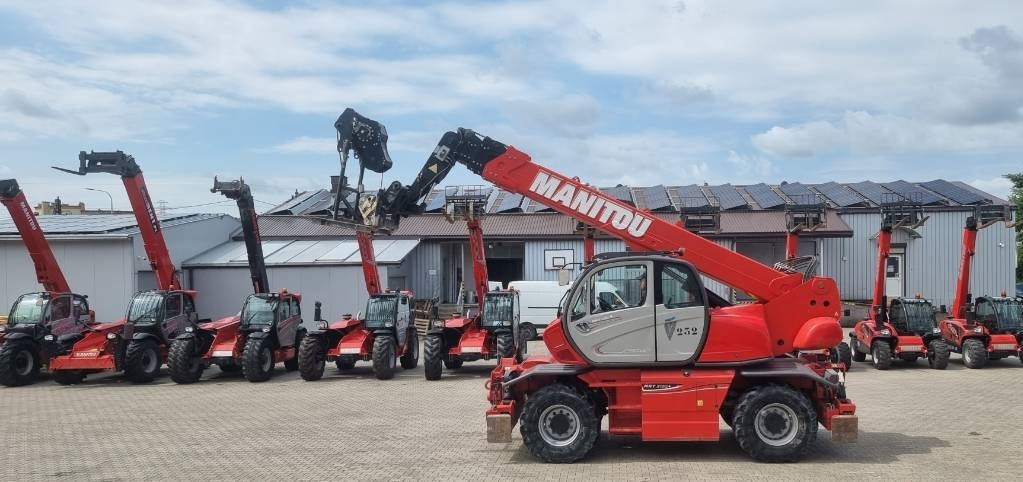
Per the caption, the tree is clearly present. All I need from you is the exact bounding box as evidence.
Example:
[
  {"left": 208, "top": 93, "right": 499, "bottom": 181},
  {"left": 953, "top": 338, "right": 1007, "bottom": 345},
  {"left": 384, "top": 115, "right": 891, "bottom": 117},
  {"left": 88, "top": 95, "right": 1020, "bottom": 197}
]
[{"left": 1006, "top": 173, "right": 1023, "bottom": 281}]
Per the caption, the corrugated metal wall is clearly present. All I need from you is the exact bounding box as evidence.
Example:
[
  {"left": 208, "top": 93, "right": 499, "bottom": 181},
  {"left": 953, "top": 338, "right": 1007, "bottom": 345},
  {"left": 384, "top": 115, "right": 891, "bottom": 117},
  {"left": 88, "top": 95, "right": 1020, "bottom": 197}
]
[
  {"left": 523, "top": 239, "right": 625, "bottom": 281},
  {"left": 131, "top": 215, "right": 240, "bottom": 273},
  {"left": 820, "top": 211, "right": 1017, "bottom": 308},
  {"left": 389, "top": 242, "right": 443, "bottom": 301}
]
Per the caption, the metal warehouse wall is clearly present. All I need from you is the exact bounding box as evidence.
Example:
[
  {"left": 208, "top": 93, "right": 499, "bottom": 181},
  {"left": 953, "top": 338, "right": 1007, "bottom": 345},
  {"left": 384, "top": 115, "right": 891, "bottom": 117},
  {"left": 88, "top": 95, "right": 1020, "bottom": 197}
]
[
  {"left": 388, "top": 242, "right": 443, "bottom": 301},
  {"left": 187, "top": 264, "right": 388, "bottom": 328},
  {"left": 523, "top": 239, "right": 625, "bottom": 281},
  {"left": 820, "top": 211, "right": 1017, "bottom": 308},
  {"left": 131, "top": 215, "right": 240, "bottom": 275},
  {"left": 0, "top": 238, "right": 135, "bottom": 321}
]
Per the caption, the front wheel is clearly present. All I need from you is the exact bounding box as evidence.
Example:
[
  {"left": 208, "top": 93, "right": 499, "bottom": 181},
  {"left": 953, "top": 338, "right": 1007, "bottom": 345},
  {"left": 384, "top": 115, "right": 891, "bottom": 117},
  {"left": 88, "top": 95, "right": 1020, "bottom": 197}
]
[
  {"left": 520, "top": 324, "right": 538, "bottom": 342},
  {"left": 283, "top": 330, "right": 305, "bottom": 372},
  {"left": 832, "top": 342, "right": 852, "bottom": 369},
  {"left": 243, "top": 337, "right": 274, "bottom": 382},
  {"left": 372, "top": 335, "right": 396, "bottom": 380},
  {"left": 496, "top": 331, "right": 515, "bottom": 359},
  {"left": 851, "top": 337, "right": 866, "bottom": 362},
  {"left": 871, "top": 341, "right": 892, "bottom": 370},
  {"left": 519, "top": 384, "right": 600, "bottom": 463},
  {"left": 423, "top": 334, "right": 443, "bottom": 381},
  {"left": 298, "top": 336, "right": 325, "bottom": 381},
  {"left": 124, "top": 339, "right": 162, "bottom": 383},
  {"left": 962, "top": 338, "right": 988, "bottom": 369},
  {"left": 732, "top": 384, "right": 817, "bottom": 463},
  {"left": 0, "top": 341, "right": 41, "bottom": 387},
  {"left": 399, "top": 329, "right": 419, "bottom": 369},
  {"left": 168, "top": 337, "right": 204, "bottom": 384},
  {"left": 927, "top": 339, "right": 949, "bottom": 370}
]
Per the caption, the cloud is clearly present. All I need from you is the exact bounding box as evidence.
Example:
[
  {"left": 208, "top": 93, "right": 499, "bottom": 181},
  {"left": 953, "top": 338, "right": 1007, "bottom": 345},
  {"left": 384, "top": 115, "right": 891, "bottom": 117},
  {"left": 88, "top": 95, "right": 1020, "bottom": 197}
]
[
  {"left": 272, "top": 136, "right": 336, "bottom": 154},
  {"left": 968, "top": 176, "right": 1012, "bottom": 200}
]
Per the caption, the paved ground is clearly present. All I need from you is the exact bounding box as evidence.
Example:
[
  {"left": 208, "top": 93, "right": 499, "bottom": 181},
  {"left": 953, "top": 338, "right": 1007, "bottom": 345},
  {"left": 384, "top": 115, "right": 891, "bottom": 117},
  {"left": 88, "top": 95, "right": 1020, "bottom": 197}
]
[{"left": 2, "top": 339, "right": 1022, "bottom": 481}]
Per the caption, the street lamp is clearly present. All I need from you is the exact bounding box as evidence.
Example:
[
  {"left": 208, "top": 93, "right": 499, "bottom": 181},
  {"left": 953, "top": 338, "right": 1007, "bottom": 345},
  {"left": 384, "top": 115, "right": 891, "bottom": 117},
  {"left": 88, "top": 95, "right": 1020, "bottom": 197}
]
[{"left": 84, "top": 188, "right": 114, "bottom": 212}]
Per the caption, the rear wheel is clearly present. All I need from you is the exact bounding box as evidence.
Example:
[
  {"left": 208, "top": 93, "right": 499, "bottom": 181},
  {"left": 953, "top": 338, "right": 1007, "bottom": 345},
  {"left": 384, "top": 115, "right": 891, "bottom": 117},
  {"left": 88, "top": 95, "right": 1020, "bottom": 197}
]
[
  {"left": 520, "top": 384, "right": 600, "bottom": 463},
  {"left": 0, "top": 341, "right": 40, "bottom": 387},
  {"left": 871, "top": 341, "right": 892, "bottom": 370},
  {"left": 732, "top": 384, "right": 817, "bottom": 463},
  {"left": 168, "top": 337, "right": 204, "bottom": 384},
  {"left": 496, "top": 331, "right": 515, "bottom": 359},
  {"left": 834, "top": 342, "right": 852, "bottom": 369},
  {"left": 927, "top": 339, "right": 949, "bottom": 370},
  {"left": 284, "top": 330, "right": 305, "bottom": 372},
  {"left": 520, "top": 324, "right": 537, "bottom": 342},
  {"left": 52, "top": 370, "right": 86, "bottom": 385},
  {"left": 962, "top": 338, "right": 987, "bottom": 369},
  {"left": 423, "top": 334, "right": 443, "bottom": 381},
  {"left": 243, "top": 337, "right": 274, "bottom": 382},
  {"left": 298, "top": 336, "right": 325, "bottom": 381},
  {"left": 444, "top": 356, "right": 464, "bottom": 370},
  {"left": 851, "top": 337, "right": 866, "bottom": 362},
  {"left": 336, "top": 358, "right": 356, "bottom": 371},
  {"left": 399, "top": 329, "right": 419, "bottom": 369},
  {"left": 372, "top": 335, "right": 396, "bottom": 380},
  {"left": 124, "top": 339, "right": 162, "bottom": 383}
]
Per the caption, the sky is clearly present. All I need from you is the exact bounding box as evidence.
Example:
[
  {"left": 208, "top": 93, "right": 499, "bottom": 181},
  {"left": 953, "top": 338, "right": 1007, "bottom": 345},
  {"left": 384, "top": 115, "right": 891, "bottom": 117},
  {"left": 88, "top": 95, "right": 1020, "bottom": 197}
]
[{"left": 0, "top": 0, "right": 1021, "bottom": 215}]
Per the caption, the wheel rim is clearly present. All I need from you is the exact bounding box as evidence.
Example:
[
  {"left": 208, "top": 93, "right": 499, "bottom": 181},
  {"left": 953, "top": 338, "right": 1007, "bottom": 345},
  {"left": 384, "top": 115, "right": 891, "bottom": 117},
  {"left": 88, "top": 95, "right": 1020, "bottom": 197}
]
[
  {"left": 964, "top": 344, "right": 972, "bottom": 364},
  {"left": 261, "top": 347, "right": 273, "bottom": 372},
  {"left": 872, "top": 345, "right": 879, "bottom": 366},
  {"left": 141, "top": 347, "right": 158, "bottom": 373},
  {"left": 754, "top": 402, "right": 799, "bottom": 447},
  {"left": 411, "top": 333, "right": 419, "bottom": 360},
  {"left": 388, "top": 341, "right": 396, "bottom": 369},
  {"left": 538, "top": 404, "right": 581, "bottom": 447},
  {"left": 14, "top": 350, "right": 33, "bottom": 376}
]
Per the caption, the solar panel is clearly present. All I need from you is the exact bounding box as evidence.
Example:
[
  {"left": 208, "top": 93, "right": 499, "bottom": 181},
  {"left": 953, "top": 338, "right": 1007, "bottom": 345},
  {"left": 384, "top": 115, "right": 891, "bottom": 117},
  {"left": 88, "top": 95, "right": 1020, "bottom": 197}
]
[
  {"left": 492, "top": 191, "right": 525, "bottom": 213},
  {"left": 920, "top": 179, "right": 986, "bottom": 205},
  {"left": 600, "top": 186, "right": 634, "bottom": 206},
  {"left": 882, "top": 180, "right": 945, "bottom": 206},
  {"left": 813, "top": 182, "right": 868, "bottom": 207},
  {"left": 423, "top": 189, "right": 447, "bottom": 212},
  {"left": 779, "top": 182, "right": 815, "bottom": 198},
  {"left": 846, "top": 181, "right": 892, "bottom": 205},
  {"left": 708, "top": 184, "right": 748, "bottom": 210},
  {"left": 745, "top": 183, "right": 785, "bottom": 209},
  {"left": 672, "top": 185, "right": 710, "bottom": 209},
  {"left": 642, "top": 185, "right": 673, "bottom": 211}
]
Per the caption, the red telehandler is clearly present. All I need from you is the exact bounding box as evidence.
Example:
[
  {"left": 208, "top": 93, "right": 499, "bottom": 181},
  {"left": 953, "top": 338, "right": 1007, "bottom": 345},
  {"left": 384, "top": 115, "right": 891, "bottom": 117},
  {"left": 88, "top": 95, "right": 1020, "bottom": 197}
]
[
  {"left": 0, "top": 179, "right": 101, "bottom": 386},
  {"left": 48, "top": 151, "right": 206, "bottom": 383},
  {"left": 167, "top": 178, "right": 306, "bottom": 383},
  {"left": 325, "top": 111, "right": 857, "bottom": 463},
  {"left": 938, "top": 205, "right": 1018, "bottom": 368},
  {"left": 296, "top": 108, "right": 419, "bottom": 381},
  {"left": 422, "top": 186, "right": 524, "bottom": 380},
  {"left": 849, "top": 201, "right": 950, "bottom": 370}
]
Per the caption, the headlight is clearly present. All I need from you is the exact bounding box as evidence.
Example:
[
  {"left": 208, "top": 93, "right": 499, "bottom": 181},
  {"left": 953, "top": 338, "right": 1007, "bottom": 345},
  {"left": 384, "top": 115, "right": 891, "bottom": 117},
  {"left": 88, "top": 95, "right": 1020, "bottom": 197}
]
[
  {"left": 43, "top": 334, "right": 55, "bottom": 341},
  {"left": 0, "top": 325, "right": 6, "bottom": 332},
  {"left": 879, "top": 329, "right": 891, "bottom": 336},
  {"left": 106, "top": 332, "right": 118, "bottom": 340},
  {"left": 932, "top": 327, "right": 940, "bottom": 334},
  {"left": 503, "top": 320, "right": 512, "bottom": 326},
  {"left": 384, "top": 321, "right": 394, "bottom": 328},
  {"left": 973, "top": 326, "right": 984, "bottom": 333},
  {"left": 262, "top": 327, "right": 272, "bottom": 333},
  {"left": 432, "top": 319, "right": 444, "bottom": 330},
  {"left": 184, "top": 326, "right": 194, "bottom": 333},
  {"left": 317, "top": 321, "right": 328, "bottom": 330}
]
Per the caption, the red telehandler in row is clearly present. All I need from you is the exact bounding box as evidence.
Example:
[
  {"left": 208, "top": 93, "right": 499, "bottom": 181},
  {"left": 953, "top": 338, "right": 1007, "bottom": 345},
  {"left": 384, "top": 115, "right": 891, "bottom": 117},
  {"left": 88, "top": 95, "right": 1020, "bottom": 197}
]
[
  {"left": 423, "top": 186, "right": 525, "bottom": 380},
  {"left": 326, "top": 110, "right": 857, "bottom": 463},
  {"left": 938, "top": 205, "right": 1019, "bottom": 368},
  {"left": 297, "top": 108, "right": 419, "bottom": 381},
  {"left": 849, "top": 200, "right": 950, "bottom": 370},
  {"left": 0, "top": 179, "right": 100, "bottom": 386},
  {"left": 168, "top": 178, "right": 306, "bottom": 383},
  {"left": 48, "top": 151, "right": 207, "bottom": 383}
]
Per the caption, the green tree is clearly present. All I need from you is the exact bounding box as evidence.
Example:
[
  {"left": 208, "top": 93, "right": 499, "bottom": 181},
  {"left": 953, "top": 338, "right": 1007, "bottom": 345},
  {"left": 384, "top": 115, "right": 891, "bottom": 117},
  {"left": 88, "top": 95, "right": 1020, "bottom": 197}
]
[{"left": 1006, "top": 173, "right": 1023, "bottom": 281}]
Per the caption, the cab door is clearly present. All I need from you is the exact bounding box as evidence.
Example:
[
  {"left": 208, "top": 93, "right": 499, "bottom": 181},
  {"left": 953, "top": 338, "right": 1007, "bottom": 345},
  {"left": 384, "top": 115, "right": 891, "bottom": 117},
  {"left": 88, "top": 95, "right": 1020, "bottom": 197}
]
[
  {"left": 565, "top": 261, "right": 655, "bottom": 364},
  {"left": 654, "top": 262, "right": 709, "bottom": 363},
  {"left": 45, "top": 294, "right": 76, "bottom": 337},
  {"left": 162, "top": 292, "right": 187, "bottom": 339},
  {"left": 277, "top": 296, "right": 302, "bottom": 346}
]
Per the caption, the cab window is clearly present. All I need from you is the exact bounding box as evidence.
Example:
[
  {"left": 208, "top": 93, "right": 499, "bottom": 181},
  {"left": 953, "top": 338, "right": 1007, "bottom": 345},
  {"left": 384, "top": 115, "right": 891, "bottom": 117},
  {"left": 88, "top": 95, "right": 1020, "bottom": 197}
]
[
  {"left": 165, "top": 294, "right": 182, "bottom": 318},
  {"left": 278, "top": 299, "right": 290, "bottom": 319},
  {"left": 570, "top": 285, "right": 589, "bottom": 321},
  {"left": 183, "top": 295, "right": 195, "bottom": 315},
  {"left": 976, "top": 300, "right": 995, "bottom": 320},
  {"left": 290, "top": 298, "right": 301, "bottom": 317},
  {"left": 889, "top": 302, "right": 906, "bottom": 325},
  {"left": 48, "top": 295, "right": 71, "bottom": 321},
  {"left": 590, "top": 264, "right": 644, "bottom": 314},
  {"left": 658, "top": 264, "right": 702, "bottom": 308}
]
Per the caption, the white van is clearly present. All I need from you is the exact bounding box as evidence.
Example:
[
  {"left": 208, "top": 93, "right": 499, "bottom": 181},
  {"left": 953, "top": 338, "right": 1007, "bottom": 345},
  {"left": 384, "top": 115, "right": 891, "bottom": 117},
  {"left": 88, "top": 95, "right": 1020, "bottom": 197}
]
[{"left": 507, "top": 280, "right": 627, "bottom": 340}]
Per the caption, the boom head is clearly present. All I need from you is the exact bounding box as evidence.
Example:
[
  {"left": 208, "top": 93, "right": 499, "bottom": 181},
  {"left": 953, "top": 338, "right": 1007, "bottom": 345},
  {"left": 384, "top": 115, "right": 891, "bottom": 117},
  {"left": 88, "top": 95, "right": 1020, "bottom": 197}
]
[
  {"left": 52, "top": 151, "right": 142, "bottom": 177},
  {"left": 879, "top": 193, "right": 926, "bottom": 231},
  {"left": 211, "top": 176, "right": 251, "bottom": 201},
  {"left": 335, "top": 107, "right": 392, "bottom": 174}
]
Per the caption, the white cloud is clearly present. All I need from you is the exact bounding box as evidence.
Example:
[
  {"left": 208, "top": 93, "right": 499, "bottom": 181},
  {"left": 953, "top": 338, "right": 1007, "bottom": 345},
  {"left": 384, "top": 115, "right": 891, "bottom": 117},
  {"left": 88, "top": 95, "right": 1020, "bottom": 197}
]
[
  {"left": 272, "top": 136, "right": 335, "bottom": 154},
  {"left": 968, "top": 177, "right": 1013, "bottom": 200}
]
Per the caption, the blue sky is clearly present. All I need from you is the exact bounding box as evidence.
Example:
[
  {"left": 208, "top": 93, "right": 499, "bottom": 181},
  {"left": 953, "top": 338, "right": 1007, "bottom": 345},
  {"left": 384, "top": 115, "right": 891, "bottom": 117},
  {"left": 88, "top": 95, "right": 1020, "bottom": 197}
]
[{"left": 0, "top": 0, "right": 1021, "bottom": 215}]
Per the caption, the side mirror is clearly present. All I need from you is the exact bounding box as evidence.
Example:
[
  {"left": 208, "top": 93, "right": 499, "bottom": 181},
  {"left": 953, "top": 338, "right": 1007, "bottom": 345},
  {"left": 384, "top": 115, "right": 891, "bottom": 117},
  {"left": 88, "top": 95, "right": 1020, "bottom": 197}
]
[
  {"left": 356, "top": 310, "right": 363, "bottom": 320},
  {"left": 557, "top": 268, "right": 571, "bottom": 286}
]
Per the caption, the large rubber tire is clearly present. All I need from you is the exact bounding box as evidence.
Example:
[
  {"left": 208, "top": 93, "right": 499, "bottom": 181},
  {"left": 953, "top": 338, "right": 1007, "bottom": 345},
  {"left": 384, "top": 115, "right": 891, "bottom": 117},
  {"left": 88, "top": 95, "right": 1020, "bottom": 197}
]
[
  {"left": 335, "top": 358, "right": 356, "bottom": 371},
  {"left": 732, "top": 384, "right": 818, "bottom": 463},
  {"left": 51, "top": 369, "right": 86, "bottom": 385},
  {"left": 423, "top": 334, "right": 444, "bottom": 381},
  {"left": 871, "top": 341, "right": 892, "bottom": 370},
  {"left": 298, "top": 335, "right": 325, "bottom": 381},
  {"left": 851, "top": 337, "right": 866, "bottom": 362},
  {"left": 519, "top": 384, "right": 600, "bottom": 463},
  {"left": 927, "top": 339, "right": 949, "bottom": 370},
  {"left": 962, "top": 338, "right": 988, "bottom": 369},
  {"left": 168, "top": 337, "right": 204, "bottom": 384},
  {"left": 372, "top": 335, "right": 396, "bottom": 380},
  {"left": 0, "top": 341, "right": 41, "bottom": 387},
  {"left": 399, "top": 329, "right": 419, "bottom": 369},
  {"left": 217, "top": 360, "right": 242, "bottom": 373},
  {"left": 284, "top": 330, "right": 305, "bottom": 372},
  {"left": 520, "top": 324, "right": 538, "bottom": 342},
  {"left": 496, "top": 332, "right": 515, "bottom": 359},
  {"left": 243, "top": 337, "right": 274, "bottom": 382},
  {"left": 834, "top": 342, "right": 852, "bottom": 369},
  {"left": 124, "top": 339, "right": 162, "bottom": 383},
  {"left": 444, "top": 356, "right": 464, "bottom": 370}
]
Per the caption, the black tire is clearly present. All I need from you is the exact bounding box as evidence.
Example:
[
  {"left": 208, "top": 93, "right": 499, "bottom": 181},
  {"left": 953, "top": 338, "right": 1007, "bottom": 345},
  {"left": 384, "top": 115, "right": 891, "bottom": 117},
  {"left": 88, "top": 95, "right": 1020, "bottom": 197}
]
[
  {"left": 732, "top": 384, "right": 818, "bottom": 463},
  {"left": 962, "top": 338, "right": 987, "bottom": 369},
  {"left": 243, "top": 337, "right": 274, "bottom": 382},
  {"left": 372, "top": 335, "right": 396, "bottom": 380},
  {"left": 900, "top": 354, "right": 919, "bottom": 363},
  {"left": 217, "top": 360, "right": 242, "bottom": 373},
  {"left": 168, "top": 337, "right": 204, "bottom": 384},
  {"left": 284, "top": 330, "right": 305, "bottom": 372},
  {"left": 871, "top": 341, "right": 892, "bottom": 370},
  {"left": 399, "top": 329, "right": 419, "bottom": 369},
  {"left": 298, "top": 335, "right": 325, "bottom": 381},
  {"left": 444, "top": 356, "right": 464, "bottom": 370},
  {"left": 927, "top": 339, "right": 949, "bottom": 370},
  {"left": 496, "top": 331, "right": 515, "bottom": 359},
  {"left": 851, "top": 337, "right": 866, "bottom": 362},
  {"left": 336, "top": 358, "right": 356, "bottom": 371},
  {"left": 51, "top": 369, "right": 86, "bottom": 385},
  {"left": 423, "top": 334, "right": 444, "bottom": 381},
  {"left": 124, "top": 339, "right": 162, "bottom": 383},
  {"left": 0, "top": 341, "right": 41, "bottom": 387},
  {"left": 834, "top": 342, "right": 852, "bottom": 368},
  {"left": 519, "top": 384, "right": 600, "bottom": 463},
  {"left": 521, "top": 324, "right": 538, "bottom": 342}
]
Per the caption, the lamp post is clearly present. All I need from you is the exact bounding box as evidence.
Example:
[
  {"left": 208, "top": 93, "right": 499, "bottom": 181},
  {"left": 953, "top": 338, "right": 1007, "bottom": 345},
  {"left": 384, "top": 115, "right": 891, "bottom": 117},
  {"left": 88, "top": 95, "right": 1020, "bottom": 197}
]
[{"left": 84, "top": 187, "right": 114, "bottom": 212}]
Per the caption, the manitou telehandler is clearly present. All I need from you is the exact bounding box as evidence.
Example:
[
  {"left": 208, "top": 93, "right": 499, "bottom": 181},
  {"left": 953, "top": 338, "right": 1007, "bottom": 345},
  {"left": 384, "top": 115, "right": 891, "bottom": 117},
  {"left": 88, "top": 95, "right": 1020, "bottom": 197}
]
[
  {"left": 296, "top": 108, "right": 419, "bottom": 381},
  {"left": 321, "top": 109, "right": 857, "bottom": 463},
  {"left": 49, "top": 151, "right": 206, "bottom": 383},
  {"left": 849, "top": 199, "right": 949, "bottom": 370},
  {"left": 168, "top": 178, "right": 306, "bottom": 383},
  {"left": 423, "top": 186, "right": 524, "bottom": 380},
  {"left": 938, "top": 205, "right": 1019, "bottom": 368},
  {"left": 0, "top": 179, "right": 103, "bottom": 386}
]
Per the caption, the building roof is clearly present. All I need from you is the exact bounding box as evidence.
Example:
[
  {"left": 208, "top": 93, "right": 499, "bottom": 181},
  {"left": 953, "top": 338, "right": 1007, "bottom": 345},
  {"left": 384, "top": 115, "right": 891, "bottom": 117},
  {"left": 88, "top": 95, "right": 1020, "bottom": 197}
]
[
  {"left": 183, "top": 239, "right": 421, "bottom": 267},
  {"left": 0, "top": 213, "right": 230, "bottom": 238}
]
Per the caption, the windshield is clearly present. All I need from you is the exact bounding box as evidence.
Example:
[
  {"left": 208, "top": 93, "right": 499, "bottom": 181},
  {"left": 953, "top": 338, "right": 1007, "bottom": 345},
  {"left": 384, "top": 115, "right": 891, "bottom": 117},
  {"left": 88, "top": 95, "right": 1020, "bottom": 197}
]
[
  {"left": 241, "top": 295, "right": 277, "bottom": 327},
  {"left": 482, "top": 294, "right": 514, "bottom": 327},
  {"left": 364, "top": 296, "right": 397, "bottom": 328},
  {"left": 992, "top": 299, "right": 1023, "bottom": 332},
  {"left": 902, "top": 301, "right": 936, "bottom": 333},
  {"left": 127, "top": 292, "right": 165, "bottom": 324},
  {"left": 8, "top": 293, "right": 47, "bottom": 325}
]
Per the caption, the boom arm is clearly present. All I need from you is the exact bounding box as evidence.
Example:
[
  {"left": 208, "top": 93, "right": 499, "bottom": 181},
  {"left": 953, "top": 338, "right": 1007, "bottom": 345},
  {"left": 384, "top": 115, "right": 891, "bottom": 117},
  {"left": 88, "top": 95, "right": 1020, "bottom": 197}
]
[
  {"left": 950, "top": 216, "right": 978, "bottom": 319},
  {"left": 212, "top": 177, "right": 269, "bottom": 294},
  {"left": 53, "top": 151, "right": 182, "bottom": 290},
  {"left": 466, "top": 218, "right": 489, "bottom": 308},
  {"left": 0, "top": 179, "right": 71, "bottom": 293},
  {"left": 356, "top": 230, "right": 382, "bottom": 295}
]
